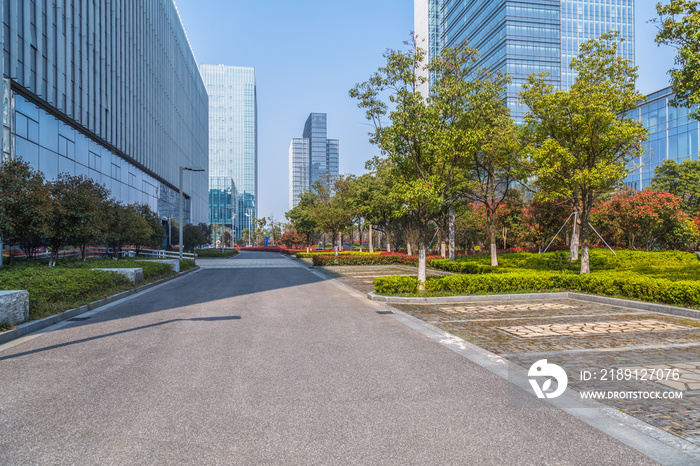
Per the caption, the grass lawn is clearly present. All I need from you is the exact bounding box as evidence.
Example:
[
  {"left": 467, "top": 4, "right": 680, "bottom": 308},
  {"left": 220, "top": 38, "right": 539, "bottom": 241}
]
[{"left": 0, "top": 257, "right": 194, "bottom": 327}]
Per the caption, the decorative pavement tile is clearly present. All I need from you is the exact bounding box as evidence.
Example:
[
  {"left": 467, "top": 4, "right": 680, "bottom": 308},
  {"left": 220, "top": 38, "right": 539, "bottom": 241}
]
[
  {"left": 439, "top": 303, "right": 576, "bottom": 314},
  {"left": 497, "top": 319, "right": 690, "bottom": 338}
]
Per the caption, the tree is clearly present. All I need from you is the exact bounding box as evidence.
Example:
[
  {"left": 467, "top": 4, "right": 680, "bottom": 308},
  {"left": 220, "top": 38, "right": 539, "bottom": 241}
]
[
  {"left": 197, "top": 223, "right": 213, "bottom": 246},
  {"left": 286, "top": 191, "right": 319, "bottom": 251},
  {"left": 279, "top": 230, "right": 306, "bottom": 248},
  {"left": 105, "top": 202, "right": 151, "bottom": 258},
  {"left": 521, "top": 32, "right": 648, "bottom": 273},
  {"left": 350, "top": 37, "right": 487, "bottom": 285},
  {"left": 183, "top": 224, "right": 207, "bottom": 251},
  {"left": 47, "top": 174, "right": 109, "bottom": 265},
  {"left": 655, "top": 1, "right": 700, "bottom": 120},
  {"left": 526, "top": 198, "right": 572, "bottom": 252},
  {"left": 309, "top": 175, "right": 355, "bottom": 252},
  {"left": 648, "top": 158, "right": 700, "bottom": 213},
  {"left": 0, "top": 159, "right": 51, "bottom": 259},
  {"left": 134, "top": 203, "right": 166, "bottom": 254}
]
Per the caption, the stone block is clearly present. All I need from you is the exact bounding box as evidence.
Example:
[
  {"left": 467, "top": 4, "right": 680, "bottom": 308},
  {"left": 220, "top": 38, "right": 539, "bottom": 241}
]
[
  {"left": 136, "top": 259, "right": 179, "bottom": 273},
  {"left": 0, "top": 290, "right": 29, "bottom": 325},
  {"left": 92, "top": 268, "right": 144, "bottom": 284}
]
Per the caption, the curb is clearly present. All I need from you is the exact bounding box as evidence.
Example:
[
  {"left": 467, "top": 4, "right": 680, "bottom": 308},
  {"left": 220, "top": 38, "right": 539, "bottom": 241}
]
[
  {"left": 367, "top": 291, "right": 700, "bottom": 320},
  {"left": 0, "top": 266, "right": 200, "bottom": 346}
]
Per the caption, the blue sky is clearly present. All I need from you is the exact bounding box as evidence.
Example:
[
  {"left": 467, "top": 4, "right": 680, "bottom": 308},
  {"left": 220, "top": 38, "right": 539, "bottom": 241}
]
[{"left": 174, "top": 0, "right": 676, "bottom": 222}]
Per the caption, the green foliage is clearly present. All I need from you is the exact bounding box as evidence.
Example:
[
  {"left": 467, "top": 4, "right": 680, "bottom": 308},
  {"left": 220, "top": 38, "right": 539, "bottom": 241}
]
[
  {"left": 0, "top": 266, "right": 132, "bottom": 320},
  {"left": 648, "top": 159, "right": 700, "bottom": 213},
  {"left": 180, "top": 259, "right": 196, "bottom": 271},
  {"left": 195, "top": 249, "right": 239, "bottom": 258},
  {"left": 183, "top": 224, "right": 208, "bottom": 251},
  {"left": 521, "top": 32, "right": 648, "bottom": 273},
  {"left": 312, "top": 254, "right": 430, "bottom": 267},
  {"left": 429, "top": 259, "right": 495, "bottom": 274},
  {"left": 655, "top": 0, "right": 700, "bottom": 120},
  {"left": 374, "top": 276, "right": 418, "bottom": 294},
  {"left": 296, "top": 251, "right": 380, "bottom": 258},
  {"left": 105, "top": 201, "right": 152, "bottom": 256},
  {"left": 0, "top": 159, "right": 51, "bottom": 258}
]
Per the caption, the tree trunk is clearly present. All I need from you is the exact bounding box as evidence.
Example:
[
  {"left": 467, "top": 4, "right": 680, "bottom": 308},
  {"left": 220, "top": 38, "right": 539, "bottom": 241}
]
[
  {"left": 369, "top": 224, "right": 373, "bottom": 253},
  {"left": 407, "top": 242, "right": 412, "bottom": 256},
  {"left": 386, "top": 231, "right": 391, "bottom": 252},
  {"left": 488, "top": 213, "right": 498, "bottom": 267},
  {"left": 579, "top": 209, "right": 591, "bottom": 274},
  {"left": 440, "top": 240, "right": 446, "bottom": 258},
  {"left": 449, "top": 209, "right": 455, "bottom": 261},
  {"left": 358, "top": 220, "right": 363, "bottom": 252},
  {"left": 570, "top": 210, "right": 579, "bottom": 261},
  {"left": 418, "top": 247, "right": 426, "bottom": 290}
]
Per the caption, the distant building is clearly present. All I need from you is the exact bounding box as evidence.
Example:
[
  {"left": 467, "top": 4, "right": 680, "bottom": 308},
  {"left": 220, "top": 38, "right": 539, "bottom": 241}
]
[
  {"left": 200, "top": 65, "right": 258, "bottom": 245},
  {"left": 625, "top": 87, "right": 699, "bottom": 190},
  {"left": 288, "top": 113, "right": 339, "bottom": 210},
  {"left": 1, "top": 0, "right": 209, "bottom": 225},
  {"left": 415, "top": 0, "right": 635, "bottom": 121}
]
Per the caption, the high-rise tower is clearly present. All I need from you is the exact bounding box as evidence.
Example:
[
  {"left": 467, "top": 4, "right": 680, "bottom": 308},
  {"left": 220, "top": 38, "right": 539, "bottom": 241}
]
[
  {"left": 416, "top": 0, "right": 635, "bottom": 121},
  {"left": 289, "top": 113, "right": 339, "bottom": 210},
  {"left": 200, "top": 65, "right": 258, "bottom": 245}
]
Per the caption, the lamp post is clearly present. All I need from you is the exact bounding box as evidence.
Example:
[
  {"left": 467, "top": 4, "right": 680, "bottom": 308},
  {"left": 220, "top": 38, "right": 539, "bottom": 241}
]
[
  {"left": 244, "top": 212, "right": 250, "bottom": 247},
  {"left": 179, "top": 166, "right": 205, "bottom": 260}
]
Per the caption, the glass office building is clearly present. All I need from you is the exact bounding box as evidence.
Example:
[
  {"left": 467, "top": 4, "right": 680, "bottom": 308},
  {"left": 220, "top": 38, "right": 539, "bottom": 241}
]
[
  {"left": 200, "top": 65, "right": 258, "bottom": 244},
  {"left": 288, "top": 113, "right": 339, "bottom": 209},
  {"left": 624, "top": 87, "right": 700, "bottom": 190},
  {"left": 1, "top": 0, "right": 209, "bottom": 226},
  {"left": 417, "top": 0, "right": 634, "bottom": 121}
]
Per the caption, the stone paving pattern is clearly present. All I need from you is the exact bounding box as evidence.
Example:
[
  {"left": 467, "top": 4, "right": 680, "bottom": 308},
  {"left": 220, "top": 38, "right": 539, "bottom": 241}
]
[
  {"left": 497, "top": 319, "right": 690, "bottom": 338},
  {"left": 313, "top": 266, "right": 700, "bottom": 445}
]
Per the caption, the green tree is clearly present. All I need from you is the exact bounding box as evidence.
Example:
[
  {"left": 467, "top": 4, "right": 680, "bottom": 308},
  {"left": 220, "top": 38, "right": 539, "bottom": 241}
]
[
  {"left": 521, "top": 32, "right": 648, "bottom": 273},
  {"left": 0, "top": 159, "right": 51, "bottom": 259},
  {"left": 105, "top": 202, "right": 151, "bottom": 258},
  {"left": 286, "top": 191, "right": 319, "bottom": 251},
  {"left": 350, "top": 37, "right": 485, "bottom": 284},
  {"left": 655, "top": 1, "right": 700, "bottom": 120},
  {"left": 648, "top": 158, "right": 700, "bottom": 213},
  {"left": 183, "top": 223, "right": 207, "bottom": 251},
  {"left": 309, "top": 175, "right": 355, "bottom": 252},
  {"left": 133, "top": 203, "right": 166, "bottom": 254},
  {"left": 47, "top": 174, "right": 109, "bottom": 265}
]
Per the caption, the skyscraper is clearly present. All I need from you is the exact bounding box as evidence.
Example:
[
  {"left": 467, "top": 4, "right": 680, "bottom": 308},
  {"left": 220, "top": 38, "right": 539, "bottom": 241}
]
[
  {"left": 200, "top": 65, "right": 258, "bottom": 245},
  {"left": 289, "top": 113, "right": 339, "bottom": 210},
  {"left": 416, "top": 0, "right": 635, "bottom": 121},
  {"left": 1, "top": 0, "right": 209, "bottom": 225}
]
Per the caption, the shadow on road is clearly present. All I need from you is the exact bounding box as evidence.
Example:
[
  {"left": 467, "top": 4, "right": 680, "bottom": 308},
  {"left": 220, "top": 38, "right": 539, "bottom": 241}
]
[{"left": 0, "top": 316, "right": 242, "bottom": 361}]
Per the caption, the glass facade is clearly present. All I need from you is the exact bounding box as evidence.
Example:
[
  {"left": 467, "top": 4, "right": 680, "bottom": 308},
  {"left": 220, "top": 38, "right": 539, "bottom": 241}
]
[
  {"left": 624, "top": 87, "right": 700, "bottom": 190},
  {"left": 288, "top": 113, "right": 339, "bottom": 209},
  {"left": 200, "top": 65, "right": 258, "bottom": 243},
  {"left": 1, "top": 0, "right": 209, "bottom": 225},
  {"left": 420, "top": 0, "right": 634, "bottom": 122}
]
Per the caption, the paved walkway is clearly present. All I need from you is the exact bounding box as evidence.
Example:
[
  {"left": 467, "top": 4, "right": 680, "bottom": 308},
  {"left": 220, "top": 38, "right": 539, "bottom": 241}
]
[{"left": 0, "top": 251, "right": 674, "bottom": 464}]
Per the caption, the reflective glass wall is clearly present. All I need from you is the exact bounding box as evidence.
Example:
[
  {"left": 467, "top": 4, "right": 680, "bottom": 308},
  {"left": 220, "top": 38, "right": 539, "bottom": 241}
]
[
  {"left": 289, "top": 138, "right": 309, "bottom": 209},
  {"left": 624, "top": 88, "right": 700, "bottom": 190},
  {"left": 200, "top": 65, "right": 258, "bottom": 238},
  {"left": 1, "top": 0, "right": 209, "bottom": 224}
]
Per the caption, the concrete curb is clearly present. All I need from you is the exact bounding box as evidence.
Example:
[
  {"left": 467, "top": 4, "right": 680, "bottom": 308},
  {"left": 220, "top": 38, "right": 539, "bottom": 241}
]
[
  {"left": 367, "top": 291, "right": 700, "bottom": 320},
  {"left": 0, "top": 266, "right": 200, "bottom": 346}
]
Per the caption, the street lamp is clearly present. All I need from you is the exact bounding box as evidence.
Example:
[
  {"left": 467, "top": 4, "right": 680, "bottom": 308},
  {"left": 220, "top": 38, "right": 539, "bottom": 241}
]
[
  {"left": 179, "top": 166, "right": 205, "bottom": 260},
  {"left": 245, "top": 212, "right": 251, "bottom": 247}
]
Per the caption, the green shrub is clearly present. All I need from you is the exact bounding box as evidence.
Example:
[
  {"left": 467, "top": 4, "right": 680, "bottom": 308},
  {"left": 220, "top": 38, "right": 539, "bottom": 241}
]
[
  {"left": 429, "top": 259, "right": 496, "bottom": 274},
  {"left": 180, "top": 259, "right": 196, "bottom": 271},
  {"left": 297, "top": 251, "right": 380, "bottom": 258},
  {"left": 312, "top": 254, "right": 428, "bottom": 267},
  {"left": 375, "top": 269, "right": 700, "bottom": 307},
  {"left": 374, "top": 276, "right": 418, "bottom": 294},
  {"left": 0, "top": 267, "right": 132, "bottom": 320},
  {"left": 195, "top": 249, "right": 239, "bottom": 258}
]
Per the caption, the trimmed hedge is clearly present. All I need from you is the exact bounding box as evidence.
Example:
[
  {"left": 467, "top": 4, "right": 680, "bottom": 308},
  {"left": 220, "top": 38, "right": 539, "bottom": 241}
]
[
  {"left": 195, "top": 249, "right": 239, "bottom": 258},
  {"left": 429, "top": 259, "right": 496, "bottom": 274},
  {"left": 0, "top": 267, "right": 133, "bottom": 320},
  {"left": 297, "top": 251, "right": 380, "bottom": 258},
  {"left": 374, "top": 271, "right": 700, "bottom": 307},
  {"left": 312, "top": 254, "right": 441, "bottom": 267}
]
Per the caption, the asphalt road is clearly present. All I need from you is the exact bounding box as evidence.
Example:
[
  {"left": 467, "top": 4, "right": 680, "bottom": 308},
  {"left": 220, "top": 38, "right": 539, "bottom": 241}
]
[{"left": 0, "top": 251, "right": 657, "bottom": 464}]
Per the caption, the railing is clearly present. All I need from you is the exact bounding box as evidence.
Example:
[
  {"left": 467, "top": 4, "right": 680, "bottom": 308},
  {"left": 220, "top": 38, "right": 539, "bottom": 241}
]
[{"left": 136, "top": 248, "right": 197, "bottom": 260}]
